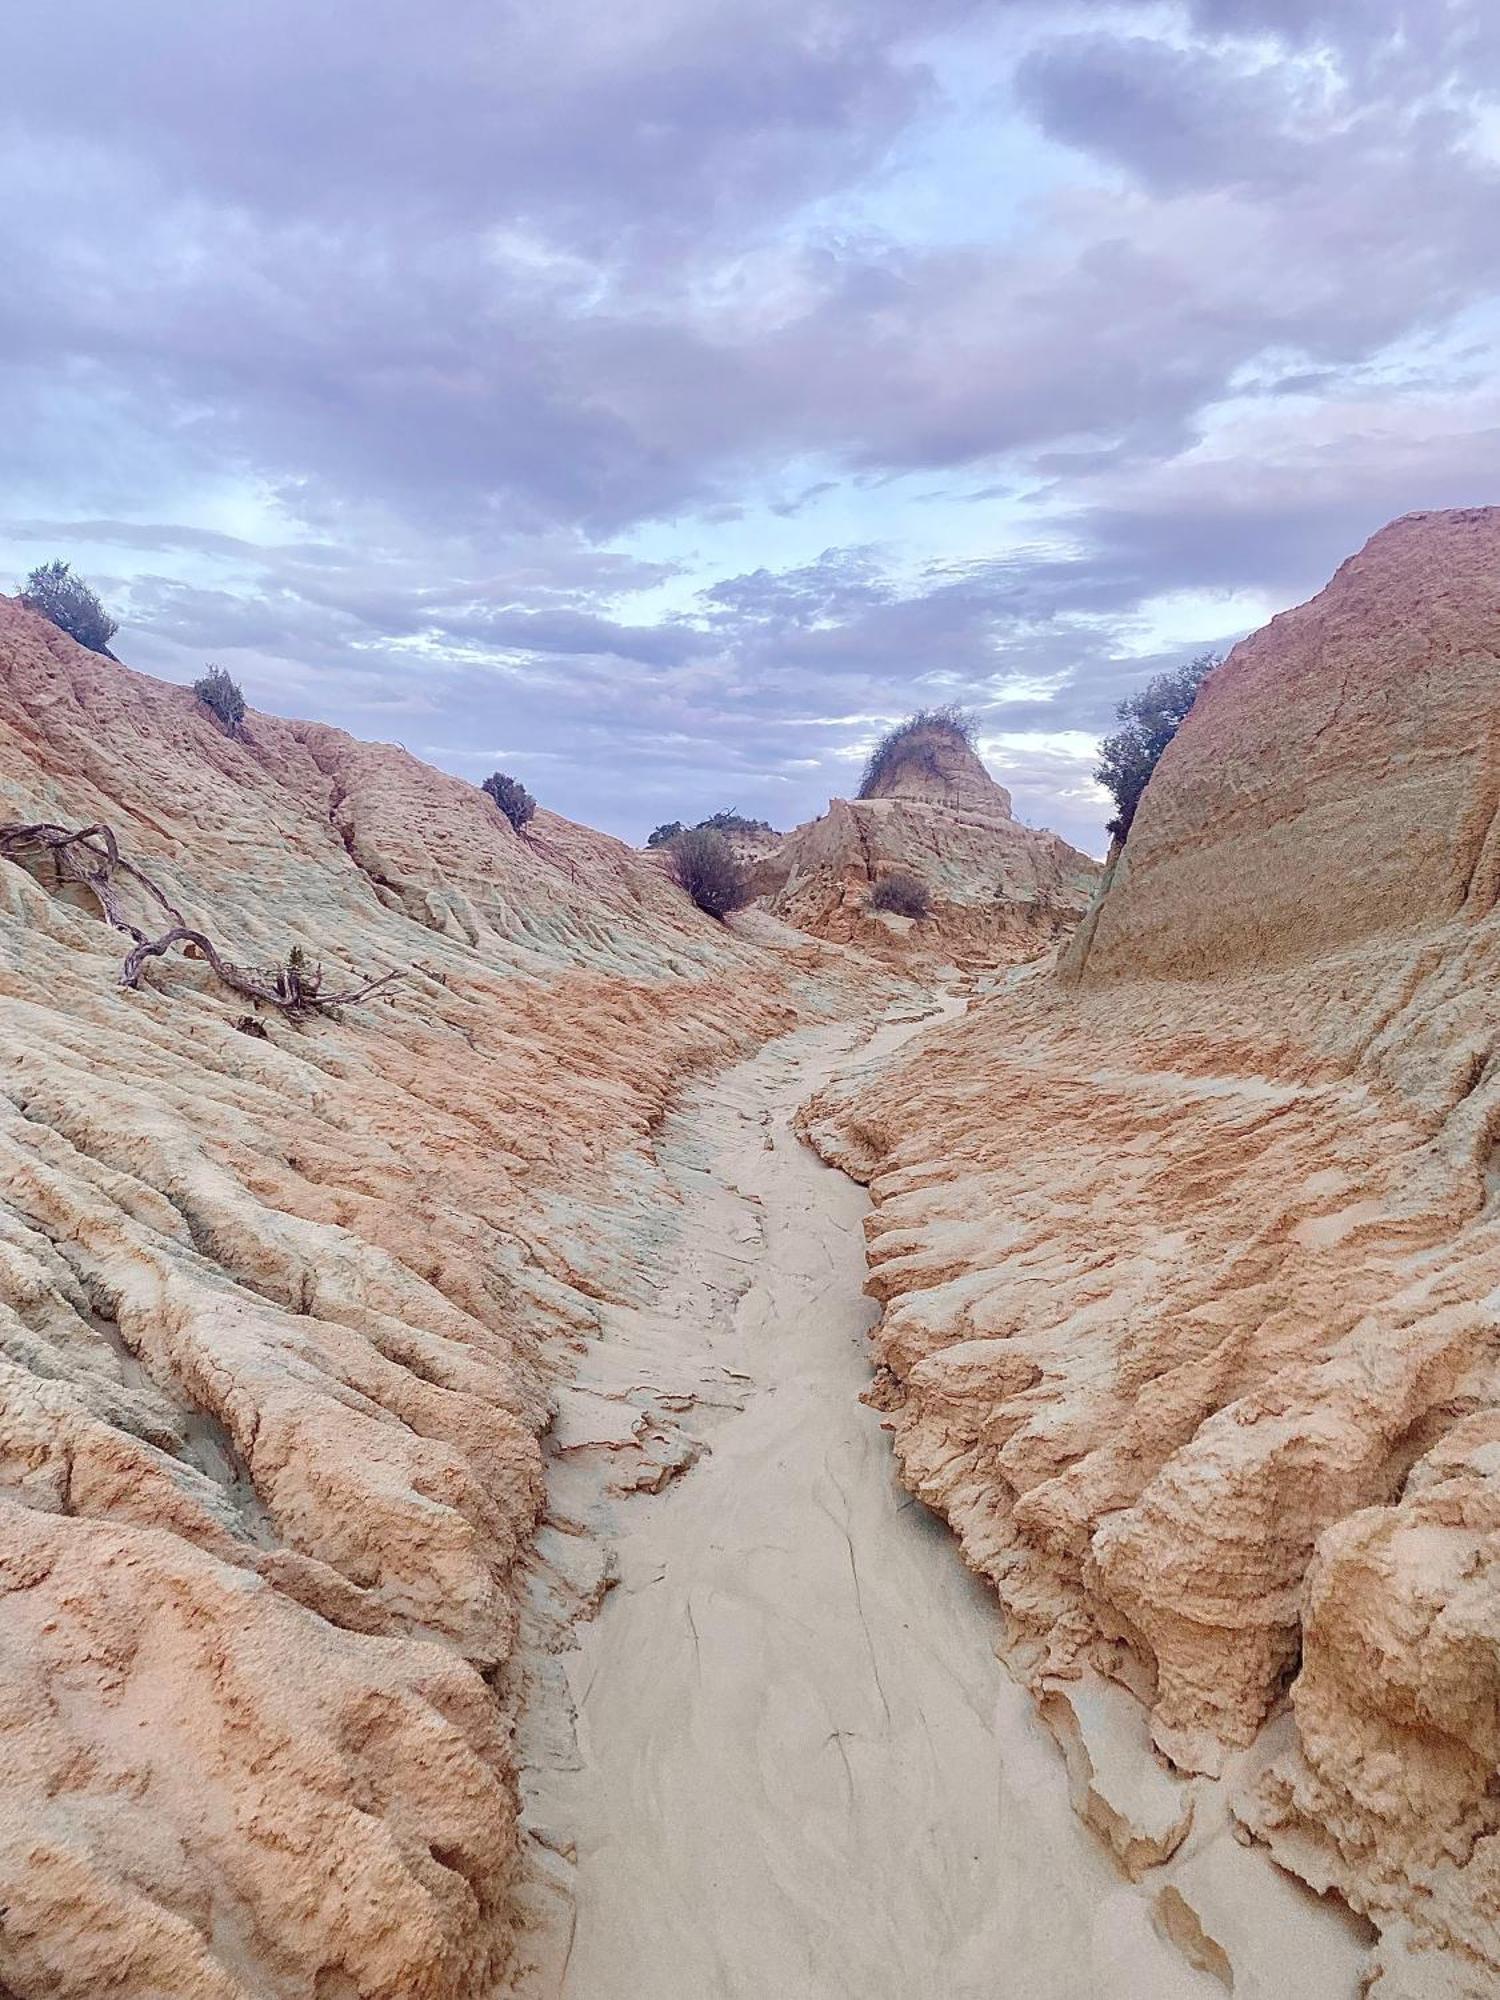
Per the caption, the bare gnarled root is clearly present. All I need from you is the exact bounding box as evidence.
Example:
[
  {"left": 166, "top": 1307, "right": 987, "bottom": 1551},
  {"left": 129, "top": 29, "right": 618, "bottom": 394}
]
[{"left": 0, "top": 820, "right": 406, "bottom": 1017}]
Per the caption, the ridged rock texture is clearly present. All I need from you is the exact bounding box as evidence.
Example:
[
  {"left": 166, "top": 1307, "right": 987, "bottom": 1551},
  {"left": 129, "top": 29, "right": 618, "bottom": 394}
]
[
  {"left": 0, "top": 598, "right": 872, "bottom": 1999},
  {"left": 752, "top": 722, "right": 1099, "bottom": 968},
  {"left": 802, "top": 509, "right": 1500, "bottom": 1998}
]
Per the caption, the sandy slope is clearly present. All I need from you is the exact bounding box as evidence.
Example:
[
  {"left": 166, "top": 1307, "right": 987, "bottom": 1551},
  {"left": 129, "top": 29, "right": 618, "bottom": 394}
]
[
  {"left": 796, "top": 511, "right": 1500, "bottom": 1996},
  {"left": 0, "top": 597, "right": 885, "bottom": 1997},
  {"left": 516, "top": 1007, "right": 1220, "bottom": 1999}
]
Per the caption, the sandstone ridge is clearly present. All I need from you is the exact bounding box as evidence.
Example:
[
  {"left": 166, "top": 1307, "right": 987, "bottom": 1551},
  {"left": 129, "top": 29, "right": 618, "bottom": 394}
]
[
  {"left": 802, "top": 508, "right": 1500, "bottom": 1996},
  {"left": 0, "top": 597, "right": 888, "bottom": 1999},
  {"left": 753, "top": 722, "right": 1099, "bottom": 970},
  {"left": 858, "top": 712, "right": 1013, "bottom": 815}
]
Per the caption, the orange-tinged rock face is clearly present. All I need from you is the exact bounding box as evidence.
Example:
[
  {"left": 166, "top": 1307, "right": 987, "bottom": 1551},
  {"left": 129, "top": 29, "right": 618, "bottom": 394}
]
[
  {"left": 802, "top": 508, "right": 1500, "bottom": 1997},
  {"left": 753, "top": 782, "right": 1101, "bottom": 974},
  {"left": 0, "top": 597, "right": 892, "bottom": 1997},
  {"left": 858, "top": 720, "right": 1014, "bottom": 815}
]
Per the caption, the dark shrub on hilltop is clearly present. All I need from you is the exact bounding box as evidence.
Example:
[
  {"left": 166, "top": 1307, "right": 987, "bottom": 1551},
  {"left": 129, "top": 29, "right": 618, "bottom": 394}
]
[
  {"left": 1096, "top": 653, "right": 1217, "bottom": 843},
  {"left": 20, "top": 560, "right": 118, "bottom": 656},
  {"left": 857, "top": 705, "right": 977, "bottom": 798},
  {"left": 869, "top": 870, "right": 932, "bottom": 919},
  {"left": 696, "top": 808, "right": 775, "bottom": 837},
  {"left": 482, "top": 771, "right": 537, "bottom": 831},
  {"left": 671, "top": 827, "right": 748, "bottom": 920},
  {"left": 193, "top": 666, "right": 246, "bottom": 737},
  {"left": 649, "top": 809, "right": 775, "bottom": 849}
]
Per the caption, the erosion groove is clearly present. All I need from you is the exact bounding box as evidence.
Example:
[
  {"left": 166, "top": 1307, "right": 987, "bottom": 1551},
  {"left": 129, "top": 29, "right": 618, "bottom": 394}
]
[
  {"left": 511, "top": 1008, "right": 1237, "bottom": 2000},
  {"left": 0, "top": 594, "right": 898, "bottom": 1998},
  {"left": 4, "top": 508, "right": 1499, "bottom": 2000},
  {"left": 802, "top": 509, "right": 1500, "bottom": 1999}
]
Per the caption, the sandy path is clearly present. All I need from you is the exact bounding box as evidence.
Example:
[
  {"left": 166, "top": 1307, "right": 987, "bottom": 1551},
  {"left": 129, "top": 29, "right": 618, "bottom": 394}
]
[{"left": 521, "top": 1010, "right": 1219, "bottom": 2000}]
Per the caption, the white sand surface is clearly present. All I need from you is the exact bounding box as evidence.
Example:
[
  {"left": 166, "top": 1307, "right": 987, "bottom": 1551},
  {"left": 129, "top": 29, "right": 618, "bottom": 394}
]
[{"left": 516, "top": 1012, "right": 1230, "bottom": 1999}]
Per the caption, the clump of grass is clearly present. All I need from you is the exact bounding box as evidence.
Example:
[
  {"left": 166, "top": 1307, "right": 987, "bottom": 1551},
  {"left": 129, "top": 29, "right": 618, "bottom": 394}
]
[
  {"left": 193, "top": 665, "right": 247, "bottom": 737},
  {"left": 481, "top": 771, "right": 537, "bottom": 831},
  {"left": 20, "top": 559, "right": 118, "bottom": 656},
  {"left": 869, "top": 870, "right": 932, "bottom": 919},
  {"left": 670, "top": 827, "right": 748, "bottom": 920}
]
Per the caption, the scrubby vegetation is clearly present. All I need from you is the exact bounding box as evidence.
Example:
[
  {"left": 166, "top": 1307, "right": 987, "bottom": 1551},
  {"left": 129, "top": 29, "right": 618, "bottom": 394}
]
[
  {"left": 19, "top": 560, "right": 118, "bottom": 656},
  {"left": 858, "top": 705, "right": 977, "bottom": 798},
  {"left": 481, "top": 771, "right": 537, "bottom": 831},
  {"left": 0, "top": 821, "right": 405, "bottom": 1017},
  {"left": 193, "top": 666, "right": 246, "bottom": 737},
  {"left": 670, "top": 827, "right": 748, "bottom": 920},
  {"left": 696, "top": 809, "right": 775, "bottom": 837},
  {"left": 869, "top": 870, "right": 932, "bottom": 919},
  {"left": 648, "top": 808, "right": 774, "bottom": 849},
  {"left": 1096, "top": 653, "right": 1217, "bottom": 842}
]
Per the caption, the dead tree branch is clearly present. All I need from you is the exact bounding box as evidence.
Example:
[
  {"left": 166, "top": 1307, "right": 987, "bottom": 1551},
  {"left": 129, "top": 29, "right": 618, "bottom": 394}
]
[{"left": 1, "top": 820, "right": 408, "bottom": 1018}]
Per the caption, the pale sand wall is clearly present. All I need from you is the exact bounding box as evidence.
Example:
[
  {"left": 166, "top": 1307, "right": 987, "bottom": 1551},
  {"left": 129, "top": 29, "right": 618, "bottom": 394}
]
[
  {"left": 802, "top": 510, "right": 1500, "bottom": 1997},
  {"left": 0, "top": 598, "right": 888, "bottom": 1997}
]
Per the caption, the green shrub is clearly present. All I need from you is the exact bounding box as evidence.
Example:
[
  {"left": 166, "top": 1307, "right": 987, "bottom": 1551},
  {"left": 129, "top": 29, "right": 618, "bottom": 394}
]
[
  {"left": 193, "top": 665, "right": 246, "bottom": 737},
  {"left": 1096, "top": 653, "right": 1217, "bottom": 842},
  {"left": 481, "top": 771, "right": 537, "bottom": 831},
  {"left": 670, "top": 827, "right": 748, "bottom": 920},
  {"left": 858, "top": 705, "right": 976, "bottom": 798},
  {"left": 696, "top": 808, "right": 775, "bottom": 837},
  {"left": 649, "top": 810, "right": 775, "bottom": 849},
  {"left": 869, "top": 870, "right": 932, "bottom": 919},
  {"left": 19, "top": 560, "right": 118, "bottom": 655}
]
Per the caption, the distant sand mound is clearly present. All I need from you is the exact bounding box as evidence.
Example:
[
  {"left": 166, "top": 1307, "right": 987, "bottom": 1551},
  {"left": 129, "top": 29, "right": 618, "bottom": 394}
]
[{"left": 754, "top": 714, "right": 1099, "bottom": 970}]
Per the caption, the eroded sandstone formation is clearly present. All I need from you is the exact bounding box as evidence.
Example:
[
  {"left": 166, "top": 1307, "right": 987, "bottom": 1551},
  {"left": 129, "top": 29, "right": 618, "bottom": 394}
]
[
  {"left": 0, "top": 599, "right": 880, "bottom": 1998},
  {"left": 752, "top": 721, "right": 1098, "bottom": 968},
  {"left": 802, "top": 509, "right": 1500, "bottom": 1996}
]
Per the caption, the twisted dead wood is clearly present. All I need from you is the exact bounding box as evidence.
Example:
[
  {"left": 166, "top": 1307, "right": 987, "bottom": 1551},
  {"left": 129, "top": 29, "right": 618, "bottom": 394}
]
[{"left": 0, "top": 821, "right": 407, "bottom": 1017}]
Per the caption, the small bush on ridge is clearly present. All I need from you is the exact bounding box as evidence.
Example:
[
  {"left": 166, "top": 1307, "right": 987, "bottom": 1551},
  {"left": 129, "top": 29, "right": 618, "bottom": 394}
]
[
  {"left": 671, "top": 827, "right": 748, "bottom": 920},
  {"left": 193, "top": 665, "right": 246, "bottom": 737},
  {"left": 648, "top": 809, "right": 775, "bottom": 849},
  {"left": 20, "top": 560, "right": 118, "bottom": 656},
  {"left": 869, "top": 870, "right": 932, "bottom": 919},
  {"left": 696, "top": 808, "right": 774, "bottom": 837},
  {"left": 482, "top": 771, "right": 537, "bottom": 831},
  {"left": 858, "top": 705, "right": 977, "bottom": 799}
]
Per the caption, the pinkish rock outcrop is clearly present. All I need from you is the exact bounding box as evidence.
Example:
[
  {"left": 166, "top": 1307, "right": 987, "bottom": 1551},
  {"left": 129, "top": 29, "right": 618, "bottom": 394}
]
[
  {"left": 0, "top": 598, "right": 881, "bottom": 1998},
  {"left": 753, "top": 719, "right": 1099, "bottom": 969},
  {"left": 802, "top": 509, "right": 1500, "bottom": 1996}
]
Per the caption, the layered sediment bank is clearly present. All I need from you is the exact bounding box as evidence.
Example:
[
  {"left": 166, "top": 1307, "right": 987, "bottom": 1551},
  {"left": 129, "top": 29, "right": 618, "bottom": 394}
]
[
  {"left": 802, "top": 509, "right": 1500, "bottom": 1998},
  {"left": 3, "top": 507, "right": 1494, "bottom": 2000}
]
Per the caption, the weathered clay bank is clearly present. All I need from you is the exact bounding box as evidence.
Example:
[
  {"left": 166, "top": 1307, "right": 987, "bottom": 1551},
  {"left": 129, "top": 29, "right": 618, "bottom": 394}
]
[
  {"left": 0, "top": 596, "right": 908, "bottom": 1998},
  {"left": 752, "top": 715, "right": 1099, "bottom": 968},
  {"left": 3, "top": 506, "right": 1494, "bottom": 2000},
  {"left": 804, "top": 507, "right": 1500, "bottom": 1997}
]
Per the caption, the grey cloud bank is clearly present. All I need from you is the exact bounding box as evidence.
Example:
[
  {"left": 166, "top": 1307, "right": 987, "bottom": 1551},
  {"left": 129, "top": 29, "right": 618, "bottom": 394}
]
[{"left": 3, "top": 0, "right": 1498, "bottom": 854}]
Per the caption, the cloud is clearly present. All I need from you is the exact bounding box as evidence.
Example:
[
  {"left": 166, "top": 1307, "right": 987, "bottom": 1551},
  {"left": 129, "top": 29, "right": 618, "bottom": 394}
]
[
  {"left": 3, "top": 0, "right": 1498, "bottom": 855},
  {"left": 4, "top": 0, "right": 986, "bottom": 244}
]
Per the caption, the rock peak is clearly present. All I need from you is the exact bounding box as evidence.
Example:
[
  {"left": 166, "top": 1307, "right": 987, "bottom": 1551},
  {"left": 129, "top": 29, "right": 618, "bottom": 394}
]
[{"left": 858, "top": 715, "right": 1012, "bottom": 816}]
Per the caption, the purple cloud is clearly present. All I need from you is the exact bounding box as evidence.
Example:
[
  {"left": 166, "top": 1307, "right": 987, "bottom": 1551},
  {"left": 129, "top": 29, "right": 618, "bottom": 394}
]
[{"left": 3, "top": 0, "right": 1498, "bottom": 854}]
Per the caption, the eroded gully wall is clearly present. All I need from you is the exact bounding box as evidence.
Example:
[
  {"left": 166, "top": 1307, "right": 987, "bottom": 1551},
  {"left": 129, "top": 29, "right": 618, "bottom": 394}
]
[{"left": 802, "top": 508, "right": 1500, "bottom": 1997}]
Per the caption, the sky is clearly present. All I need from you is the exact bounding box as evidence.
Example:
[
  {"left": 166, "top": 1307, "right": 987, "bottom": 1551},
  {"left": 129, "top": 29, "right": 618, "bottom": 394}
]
[{"left": 4, "top": 2, "right": 1499, "bottom": 855}]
